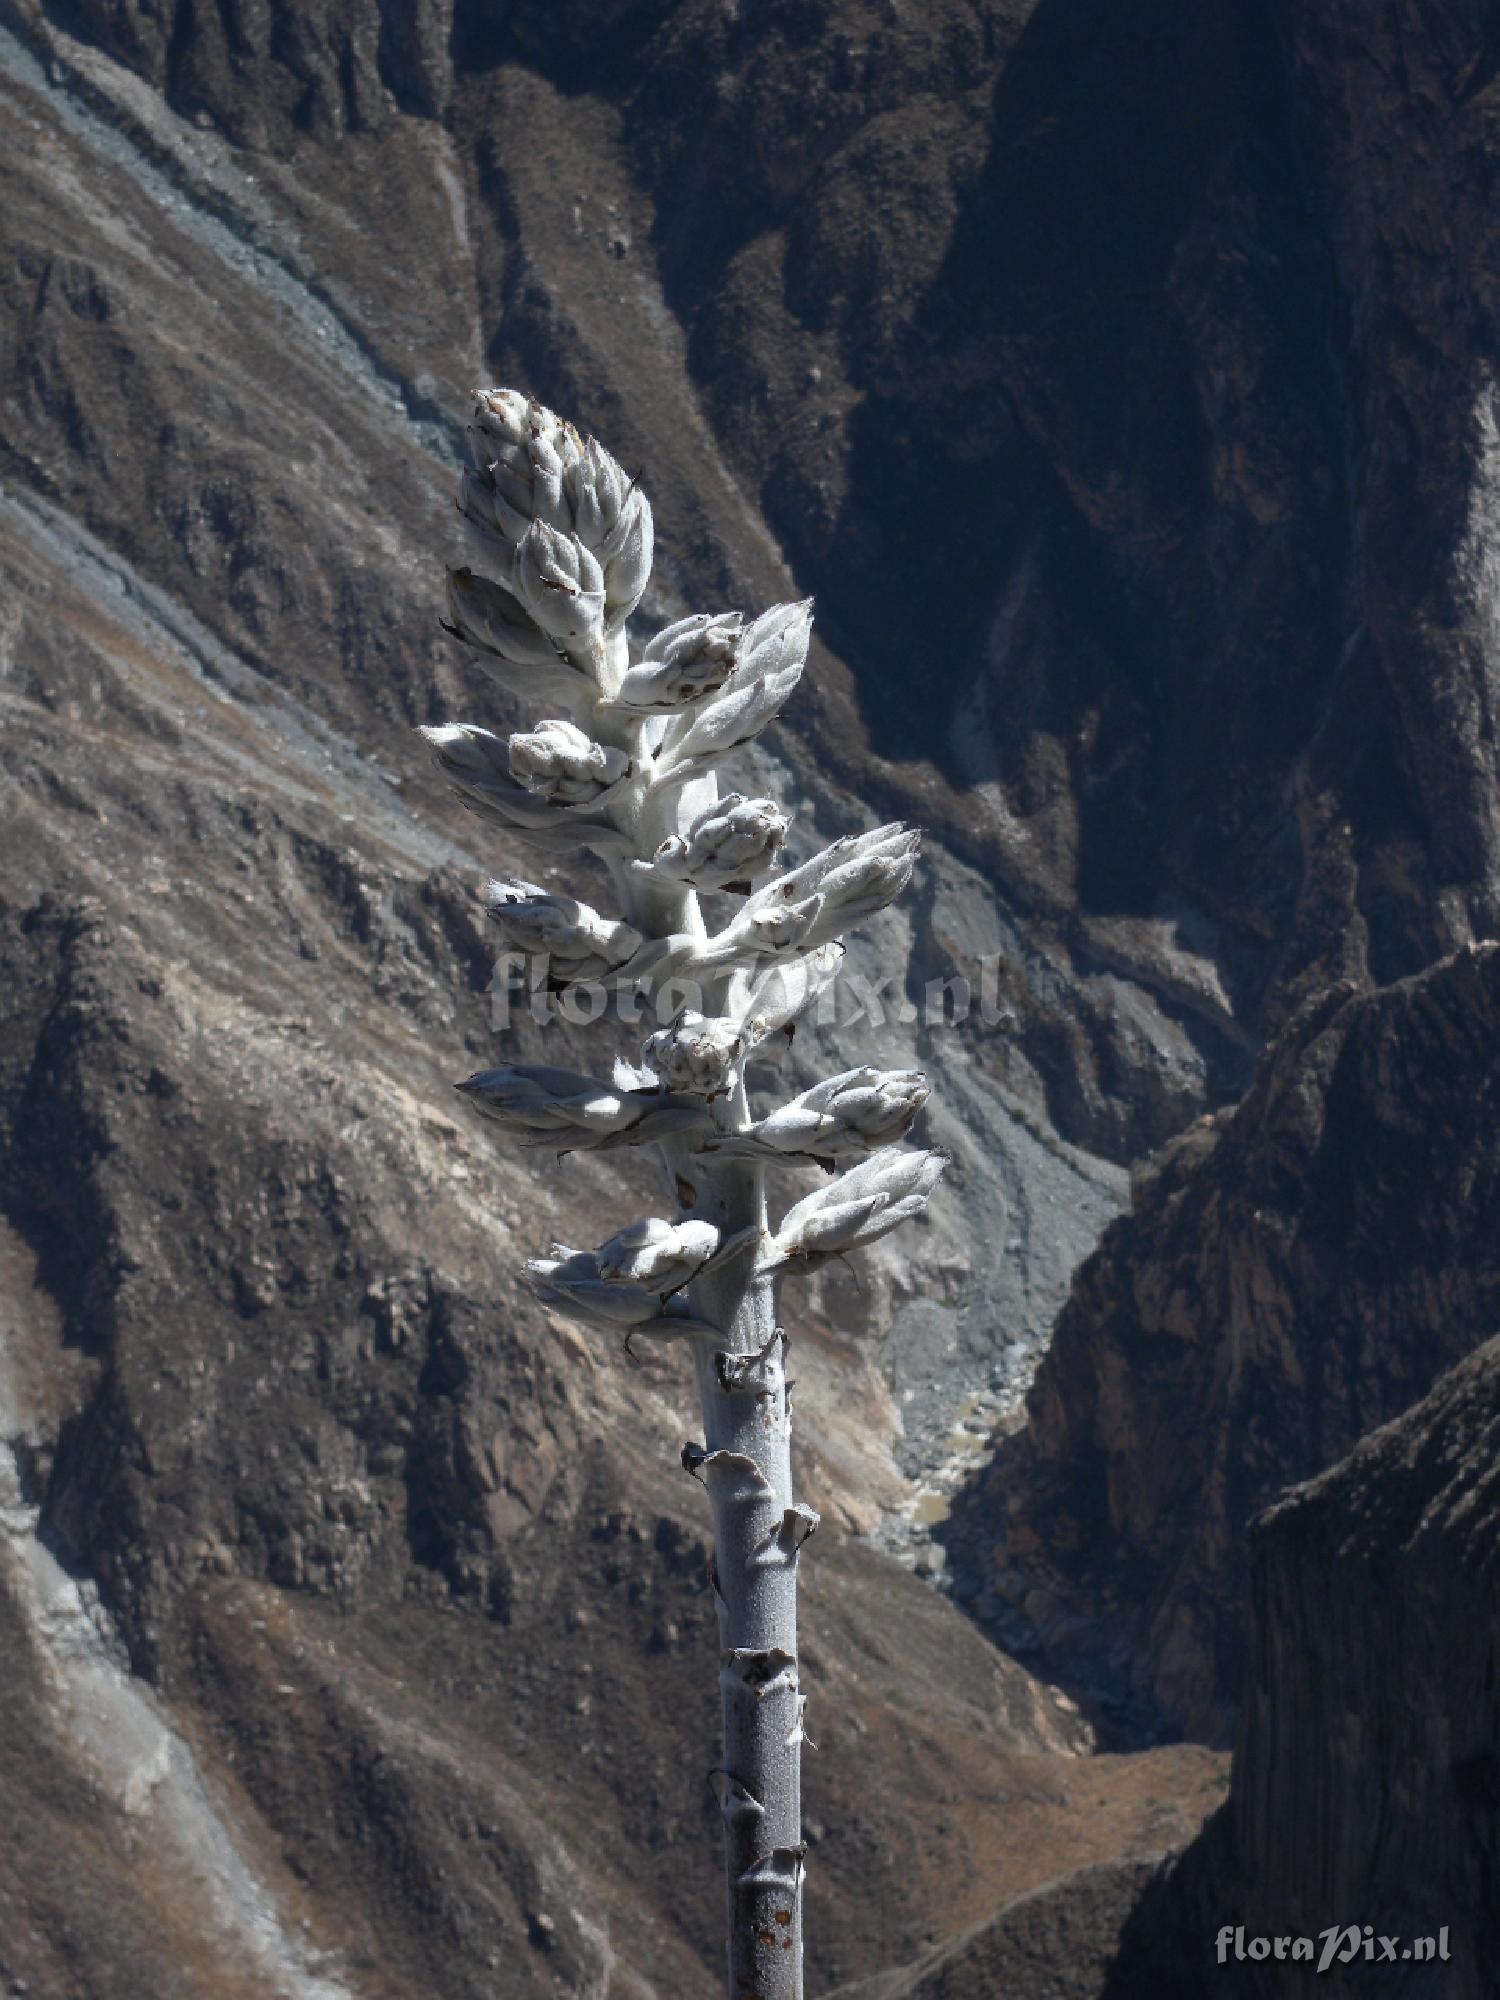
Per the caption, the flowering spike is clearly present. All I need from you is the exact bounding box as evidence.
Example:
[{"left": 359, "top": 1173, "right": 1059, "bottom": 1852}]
[{"left": 416, "top": 386, "right": 948, "bottom": 2000}]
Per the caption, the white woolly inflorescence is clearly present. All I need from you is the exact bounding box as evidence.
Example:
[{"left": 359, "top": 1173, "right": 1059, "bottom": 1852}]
[
  {"left": 430, "top": 386, "right": 945, "bottom": 1311},
  {"left": 424, "top": 387, "right": 944, "bottom": 2000}
]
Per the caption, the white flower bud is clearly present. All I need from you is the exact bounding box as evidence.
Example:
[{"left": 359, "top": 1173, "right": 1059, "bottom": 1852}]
[
  {"left": 652, "top": 793, "right": 789, "bottom": 892},
  {"left": 457, "top": 465, "right": 516, "bottom": 554},
  {"left": 420, "top": 725, "right": 633, "bottom": 856},
  {"left": 613, "top": 613, "right": 744, "bottom": 713},
  {"left": 461, "top": 393, "right": 654, "bottom": 628},
  {"left": 480, "top": 878, "right": 642, "bottom": 986},
  {"left": 712, "top": 1068, "right": 929, "bottom": 1163},
  {"left": 772, "top": 1147, "right": 945, "bottom": 1263},
  {"left": 655, "top": 600, "right": 812, "bottom": 775},
  {"left": 443, "top": 567, "right": 571, "bottom": 673},
  {"left": 469, "top": 385, "right": 532, "bottom": 462},
  {"left": 508, "top": 719, "right": 629, "bottom": 805},
  {"left": 641, "top": 1012, "right": 749, "bottom": 1096},
  {"left": 512, "top": 520, "right": 607, "bottom": 645},
  {"left": 751, "top": 821, "right": 919, "bottom": 911},
  {"left": 596, "top": 1216, "right": 721, "bottom": 1291},
  {"left": 732, "top": 823, "right": 920, "bottom": 955},
  {"left": 741, "top": 894, "right": 824, "bottom": 957},
  {"left": 528, "top": 1250, "right": 661, "bottom": 1327},
  {"left": 467, "top": 390, "right": 581, "bottom": 543},
  {"left": 527, "top": 1244, "right": 720, "bottom": 1338},
  {"left": 565, "top": 438, "right": 654, "bottom": 628},
  {"left": 454, "top": 1063, "right": 709, "bottom": 1154}
]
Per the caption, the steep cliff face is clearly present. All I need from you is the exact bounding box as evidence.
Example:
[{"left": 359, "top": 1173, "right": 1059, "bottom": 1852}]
[
  {"left": 1218, "top": 1334, "right": 1500, "bottom": 1998},
  {"left": 963, "top": 942, "right": 1500, "bottom": 1741},
  {"left": 940, "top": 0, "right": 1500, "bottom": 1771}
]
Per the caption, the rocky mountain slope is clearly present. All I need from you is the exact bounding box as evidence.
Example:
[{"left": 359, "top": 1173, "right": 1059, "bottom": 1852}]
[
  {"left": 0, "top": 398, "right": 1221, "bottom": 1998},
  {"left": 3, "top": 0, "right": 1500, "bottom": 1992}
]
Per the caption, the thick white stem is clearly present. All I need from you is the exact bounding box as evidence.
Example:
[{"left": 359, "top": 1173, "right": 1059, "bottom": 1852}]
[
  {"left": 616, "top": 823, "right": 808, "bottom": 1995},
  {"left": 683, "top": 1153, "right": 807, "bottom": 2000},
  {"left": 642, "top": 903, "right": 806, "bottom": 1997}
]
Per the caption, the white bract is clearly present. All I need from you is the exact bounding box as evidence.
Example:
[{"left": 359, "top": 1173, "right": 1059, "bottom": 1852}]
[
  {"left": 652, "top": 600, "right": 813, "bottom": 779},
  {"left": 420, "top": 722, "right": 633, "bottom": 856},
  {"left": 595, "top": 1216, "right": 721, "bottom": 1290},
  {"left": 444, "top": 565, "right": 575, "bottom": 681},
  {"left": 512, "top": 519, "right": 607, "bottom": 647},
  {"left": 480, "top": 878, "right": 642, "bottom": 987},
  {"left": 527, "top": 1246, "right": 719, "bottom": 1338},
  {"left": 455, "top": 1064, "right": 709, "bottom": 1153},
  {"left": 424, "top": 388, "right": 949, "bottom": 2000},
  {"left": 772, "top": 1147, "right": 948, "bottom": 1264}
]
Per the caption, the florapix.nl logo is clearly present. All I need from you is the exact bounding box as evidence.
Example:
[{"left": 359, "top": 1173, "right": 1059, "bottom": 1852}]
[
  {"left": 487, "top": 949, "right": 1017, "bottom": 1033},
  {"left": 1216, "top": 1925, "right": 1451, "bottom": 1972}
]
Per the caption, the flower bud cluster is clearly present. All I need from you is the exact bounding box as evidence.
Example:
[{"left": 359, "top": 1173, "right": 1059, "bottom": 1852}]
[
  {"left": 481, "top": 878, "right": 642, "bottom": 987},
  {"left": 419, "top": 724, "right": 632, "bottom": 858},
  {"left": 772, "top": 1148, "right": 947, "bottom": 1265},
  {"left": 652, "top": 793, "right": 788, "bottom": 893},
  {"left": 455, "top": 1063, "right": 708, "bottom": 1154},
  {"left": 509, "top": 719, "right": 628, "bottom": 805},
  {"left": 526, "top": 1218, "right": 723, "bottom": 1338},
  {"left": 710, "top": 1068, "right": 929, "bottom": 1165},
  {"left": 460, "top": 389, "right": 653, "bottom": 631},
  {"left": 436, "top": 386, "right": 944, "bottom": 1359},
  {"left": 641, "top": 1011, "right": 750, "bottom": 1096},
  {"left": 725, "top": 824, "right": 921, "bottom": 960},
  {"left": 654, "top": 600, "right": 813, "bottom": 776},
  {"left": 613, "top": 612, "right": 744, "bottom": 712}
]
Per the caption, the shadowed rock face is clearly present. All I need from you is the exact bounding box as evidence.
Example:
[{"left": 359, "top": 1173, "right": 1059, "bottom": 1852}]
[
  {"left": 3, "top": 0, "right": 1500, "bottom": 1990},
  {"left": 962, "top": 942, "right": 1500, "bottom": 1742},
  {"left": 1220, "top": 1333, "right": 1500, "bottom": 1998},
  {"left": 835, "top": 1340, "right": 1500, "bottom": 1999},
  {"left": 1092, "top": 1335, "right": 1500, "bottom": 2000}
]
